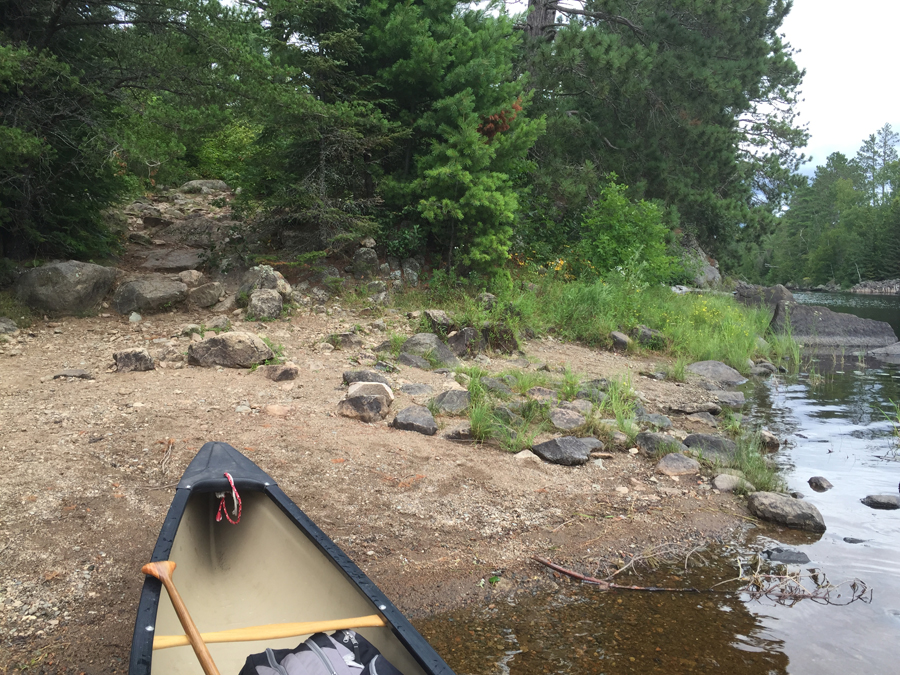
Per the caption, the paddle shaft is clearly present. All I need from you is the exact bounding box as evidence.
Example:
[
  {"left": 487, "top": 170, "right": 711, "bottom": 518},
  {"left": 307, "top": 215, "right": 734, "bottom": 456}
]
[
  {"left": 153, "top": 614, "right": 388, "bottom": 650},
  {"left": 142, "top": 561, "right": 221, "bottom": 675}
]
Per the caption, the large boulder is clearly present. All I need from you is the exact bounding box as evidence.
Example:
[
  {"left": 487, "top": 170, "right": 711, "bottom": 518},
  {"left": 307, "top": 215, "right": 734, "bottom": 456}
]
[
  {"left": 237, "top": 265, "right": 292, "bottom": 306},
  {"left": 686, "top": 360, "right": 747, "bottom": 386},
  {"left": 113, "top": 276, "right": 188, "bottom": 314},
  {"left": 187, "top": 332, "right": 274, "bottom": 368},
  {"left": 16, "top": 261, "right": 116, "bottom": 314},
  {"left": 247, "top": 289, "right": 283, "bottom": 320},
  {"left": 771, "top": 301, "right": 897, "bottom": 348},
  {"left": 747, "top": 492, "right": 826, "bottom": 532},
  {"left": 400, "top": 333, "right": 460, "bottom": 367},
  {"left": 139, "top": 248, "right": 204, "bottom": 272},
  {"left": 734, "top": 282, "right": 793, "bottom": 317},
  {"left": 352, "top": 247, "right": 380, "bottom": 279},
  {"left": 187, "top": 282, "right": 224, "bottom": 308},
  {"left": 392, "top": 406, "right": 438, "bottom": 435},
  {"left": 531, "top": 437, "right": 591, "bottom": 466}
]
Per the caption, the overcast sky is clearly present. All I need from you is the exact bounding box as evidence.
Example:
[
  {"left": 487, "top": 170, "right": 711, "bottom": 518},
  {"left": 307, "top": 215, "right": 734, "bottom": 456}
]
[{"left": 781, "top": 0, "right": 900, "bottom": 171}]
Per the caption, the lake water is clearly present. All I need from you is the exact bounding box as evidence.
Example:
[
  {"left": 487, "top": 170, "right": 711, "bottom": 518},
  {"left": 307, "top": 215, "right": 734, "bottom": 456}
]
[{"left": 416, "top": 292, "right": 900, "bottom": 674}]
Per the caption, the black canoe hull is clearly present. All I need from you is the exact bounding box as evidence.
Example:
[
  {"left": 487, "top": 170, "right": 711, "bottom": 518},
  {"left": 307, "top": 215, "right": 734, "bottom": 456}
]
[{"left": 129, "top": 441, "right": 454, "bottom": 675}]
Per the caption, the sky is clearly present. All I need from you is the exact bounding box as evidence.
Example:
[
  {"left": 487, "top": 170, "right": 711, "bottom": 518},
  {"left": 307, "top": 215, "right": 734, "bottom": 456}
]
[{"left": 781, "top": 0, "right": 900, "bottom": 172}]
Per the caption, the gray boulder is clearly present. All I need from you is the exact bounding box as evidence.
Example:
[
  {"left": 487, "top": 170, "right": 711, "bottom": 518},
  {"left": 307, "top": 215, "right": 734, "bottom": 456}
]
[
  {"left": 188, "top": 282, "right": 224, "bottom": 308},
  {"left": 733, "top": 282, "right": 794, "bottom": 317},
  {"left": 140, "top": 248, "right": 204, "bottom": 273},
  {"left": 713, "top": 474, "right": 755, "bottom": 493},
  {"left": 114, "top": 347, "right": 155, "bottom": 372},
  {"left": 772, "top": 301, "right": 897, "bottom": 348},
  {"left": 610, "top": 331, "right": 631, "bottom": 351},
  {"left": 258, "top": 362, "right": 300, "bottom": 382},
  {"left": 639, "top": 412, "right": 673, "bottom": 429},
  {"left": 860, "top": 494, "right": 900, "bottom": 510},
  {"left": 807, "top": 476, "right": 833, "bottom": 492},
  {"left": 656, "top": 453, "right": 700, "bottom": 476},
  {"left": 398, "top": 353, "right": 431, "bottom": 370},
  {"left": 337, "top": 395, "right": 389, "bottom": 423},
  {"left": 424, "top": 309, "right": 454, "bottom": 334},
  {"left": 549, "top": 407, "right": 585, "bottom": 431},
  {"left": 113, "top": 276, "right": 188, "bottom": 314},
  {"left": 447, "top": 327, "right": 485, "bottom": 357},
  {"left": 635, "top": 432, "right": 688, "bottom": 456},
  {"left": 237, "top": 265, "right": 292, "bottom": 306},
  {"left": 247, "top": 289, "right": 283, "bottom": 320},
  {"left": 686, "top": 360, "right": 747, "bottom": 386},
  {"left": 392, "top": 405, "right": 437, "bottom": 435},
  {"left": 401, "top": 258, "right": 421, "bottom": 286},
  {"left": 399, "top": 383, "right": 434, "bottom": 397},
  {"left": 179, "top": 179, "right": 229, "bottom": 193},
  {"left": 187, "top": 332, "right": 274, "bottom": 368},
  {"left": 400, "top": 333, "right": 460, "bottom": 367},
  {"left": 16, "top": 261, "right": 116, "bottom": 314},
  {"left": 683, "top": 434, "right": 737, "bottom": 462},
  {"left": 431, "top": 390, "right": 470, "bottom": 415},
  {"left": 710, "top": 390, "right": 746, "bottom": 409},
  {"left": 747, "top": 492, "right": 826, "bottom": 532},
  {"left": 352, "top": 247, "right": 380, "bottom": 279},
  {"left": 0, "top": 317, "right": 18, "bottom": 334},
  {"left": 481, "top": 377, "right": 512, "bottom": 396},
  {"left": 531, "top": 437, "right": 591, "bottom": 466},
  {"left": 343, "top": 370, "right": 391, "bottom": 387}
]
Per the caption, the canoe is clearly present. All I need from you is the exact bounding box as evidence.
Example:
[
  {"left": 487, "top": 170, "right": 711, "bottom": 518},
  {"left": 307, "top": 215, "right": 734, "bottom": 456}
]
[{"left": 129, "top": 441, "right": 455, "bottom": 675}]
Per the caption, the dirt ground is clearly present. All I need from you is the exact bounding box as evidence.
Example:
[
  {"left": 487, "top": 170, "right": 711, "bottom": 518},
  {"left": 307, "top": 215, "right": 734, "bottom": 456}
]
[{"left": 0, "top": 302, "right": 752, "bottom": 673}]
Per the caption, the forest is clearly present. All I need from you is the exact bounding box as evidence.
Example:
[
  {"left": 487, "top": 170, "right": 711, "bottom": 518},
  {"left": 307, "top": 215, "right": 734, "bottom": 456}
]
[{"left": 1, "top": 0, "right": 813, "bottom": 288}]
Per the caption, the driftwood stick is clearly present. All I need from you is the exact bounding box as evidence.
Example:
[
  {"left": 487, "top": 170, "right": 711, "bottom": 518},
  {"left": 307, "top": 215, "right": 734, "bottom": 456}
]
[{"left": 532, "top": 556, "right": 700, "bottom": 593}]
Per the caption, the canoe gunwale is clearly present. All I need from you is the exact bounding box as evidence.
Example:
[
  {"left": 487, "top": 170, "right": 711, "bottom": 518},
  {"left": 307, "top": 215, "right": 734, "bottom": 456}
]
[{"left": 129, "top": 442, "right": 454, "bottom": 675}]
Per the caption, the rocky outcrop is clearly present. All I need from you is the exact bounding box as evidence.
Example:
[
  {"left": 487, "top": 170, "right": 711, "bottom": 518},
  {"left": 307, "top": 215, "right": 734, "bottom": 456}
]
[
  {"left": 850, "top": 279, "right": 900, "bottom": 295},
  {"left": 139, "top": 248, "right": 204, "bottom": 272},
  {"left": 734, "top": 282, "right": 793, "bottom": 317},
  {"left": 16, "top": 261, "right": 116, "bottom": 314},
  {"left": 747, "top": 491, "right": 826, "bottom": 532},
  {"left": 187, "top": 332, "right": 274, "bottom": 368},
  {"left": 771, "top": 301, "right": 897, "bottom": 348}
]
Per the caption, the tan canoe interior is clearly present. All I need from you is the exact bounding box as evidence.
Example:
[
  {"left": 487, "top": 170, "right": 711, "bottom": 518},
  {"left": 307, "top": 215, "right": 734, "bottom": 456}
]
[{"left": 148, "top": 491, "right": 428, "bottom": 675}]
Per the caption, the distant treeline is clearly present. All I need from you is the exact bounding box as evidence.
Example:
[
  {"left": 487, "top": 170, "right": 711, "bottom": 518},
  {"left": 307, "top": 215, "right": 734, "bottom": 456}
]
[{"left": 2, "top": 0, "right": 807, "bottom": 288}]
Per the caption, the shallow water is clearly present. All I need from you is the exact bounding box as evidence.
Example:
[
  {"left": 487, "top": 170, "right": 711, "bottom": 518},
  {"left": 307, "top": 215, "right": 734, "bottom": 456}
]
[{"left": 416, "top": 293, "right": 900, "bottom": 674}]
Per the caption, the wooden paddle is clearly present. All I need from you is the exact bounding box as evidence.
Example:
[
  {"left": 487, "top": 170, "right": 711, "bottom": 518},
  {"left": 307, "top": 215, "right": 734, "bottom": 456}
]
[
  {"left": 142, "top": 561, "right": 221, "bottom": 675},
  {"left": 153, "top": 614, "right": 388, "bottom": 650}
]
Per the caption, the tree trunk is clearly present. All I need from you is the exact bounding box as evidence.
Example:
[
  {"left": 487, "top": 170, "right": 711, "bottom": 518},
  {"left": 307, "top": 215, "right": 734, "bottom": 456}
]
[{"left": 525, "top": 0, "right": 557, "bottom": 40}]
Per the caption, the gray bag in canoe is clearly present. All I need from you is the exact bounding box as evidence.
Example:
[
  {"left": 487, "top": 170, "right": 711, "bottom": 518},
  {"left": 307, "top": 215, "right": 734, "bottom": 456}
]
[{"left": 240, "top": 629, "right": 404, "bottom": 675}]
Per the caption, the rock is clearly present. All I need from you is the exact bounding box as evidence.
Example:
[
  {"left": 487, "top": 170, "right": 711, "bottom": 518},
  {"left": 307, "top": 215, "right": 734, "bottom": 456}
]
[
  {"left": 481, "top": 377, "right": 513, "bottom": 396},
  {"left": 398, "top": 352, "right": 431, "bottom": 370},
  {"left": 179, "top": 179, "right": 229, "bottom": 193},
  {"left": 178, "top": 270, "right": 204, "bottom": 286},
  {"left": 114, "top": 347, "right": 155, "bottom": 372},
  {"left": 843, "top": 537, "right": 866, "bottom": 544},
  {"left": 477, "top": 292, "right": 497, "bottom": 310},
  {"left": 610, "top": 331, "right": 631, "bottom": 350},
  {"left": 392, "top": 406, "right": 437, "bottom": 435},
  {"left": 759, "top": 429, "right": 780, "bottom": 451},
  {"left": 683, "top": 434, "right": 737, "bottom": 462},
  {"left": 656, "top": 453, "right": 701, "bottom": 476},
  {"left": 401, "top": 258, "right": 421, "bottom": 286},
  {"left": 343, "top": 370, "right": 391, "bottom": 387},
  {"left": 431, "top": 390, "right": 470, "bottom": 415},
  {"left": 113, "top": 276, "right": 188, "bottom": 314},
  {"left": 579, "top": 437, "right": 605, "bottom": 451},
  {"left": 367, "top": 280, "right": 387, "bottom": 295},
  {"left": 0, "top": 317, "right": 18, "bottom": 334},
  {"left": 531, "top": 437, "right": 591, "bottom": 466},
  {"left": 639, "top": 412, "right": 673, "bottom": 430},
  {"left": 860, "top": 494, "right": 900, "bottom": 510},
  {"left": 713, "top": 474, "right": 755, "bottom": 493},
  {"left": 258, "top": 362, "right": 300, "bottom": 381},
  {"left": 352, "top": 247, "right": 380, "bottom": 280},
  {"left": 443, "top": 425, "right": 473, "bottom": 441},
  {"left": 763, "top": 547, "right": 811, "bottom": 564},
  {"left": 559, "top": 399, "right": 593, "bottom": 416},
  {"left": 399, "top": 383, "right": 434, "bottom": 397},
  {"left": 747, "top": 492, "right": 826, "bottom": 532},
  {"left": 139, "top": 248, "right": 205, "bottom": 272},
  {"left": 514, "top": 449, "right": 542, "bottom": 464},
  {"left": 53, "top": 369, "right": 93, "bottom": 380},
  {"left": 686, "top": 360, "right": 747, "bottom": 386},
  {"left": 360, "top": 236, "right": 376, "bottom": 248},
  {"left": 337, "top": 395, "right": 389, "bottom": 423},
  {"left": 631, "top": 325, "right": 667, "bottom": 347},
  {"left": 635, "top": 432, "right": 689, "bottom": 456},
  {"left": 772, "top": 301, "right": 897, "bottom": 348},
  {"left": 481, "top": 322, "right": 519, "bottom": 353},
  {"left": 687, "top": 412, "right": 718, "bottom": 427},
  {"left": 807, "top": 476, "right": 833, "bottom": 492},
  {"left": 493, "top": 406, "right": 524, "bottom": 426},
  {"left": 187, "top": 332, "right": 274, "bottom": 368},
  {"left": 668, "top": 401, "right": 722, "bottom": 415},
  {"left": 733, "top": 282, "right": 794, "bottom": 317},
  {"left": 262, "top": 404, "right": 291, "bottom": 417},
  {"left": 423, "top": 309, "right": 454, "bottom": 334},
  {"left": 328, "top": 332, "right": 363, "bottom": 350},
  {"left": 188, "top": 282, "right": 224, "bottom": 308},
  {"left": 347, "top": 381, "right": 394, "bottom": 403},
  {"left": 400, "top": 333, "right": 460, "bottom": 367},
  {"left": 247, "top": 289, "right": 283, "bottom": 320},
  {"left": 526, "top": 387, "right": 558, "bottom": 404},
  {"left": 447, "top": 327, "right": 485, "bottom": 357},
  {"left": 237, "top": 265, "right": 292, "bottom": 305},
  {"left": 16, "top": 261, "right": 116, "bottom": 314},
  {"left": 710, "top": 390, "right": 746, "bottom": 409},
  {"left": 211, "top": 294, "right": 237, "bottom": 314},
  {"left": 549, "top": 407, "right": 585, "bottom": 431}
]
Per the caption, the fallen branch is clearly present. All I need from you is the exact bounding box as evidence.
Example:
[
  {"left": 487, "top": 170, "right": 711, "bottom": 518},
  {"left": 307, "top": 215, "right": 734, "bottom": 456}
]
[{"left": 533, "top": 556, "right": 699, "bottom": 593}]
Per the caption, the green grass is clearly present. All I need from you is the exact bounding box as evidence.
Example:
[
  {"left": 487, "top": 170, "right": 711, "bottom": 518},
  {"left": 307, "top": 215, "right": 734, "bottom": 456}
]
[
  {"left": 501, "top": 370, "right": 549, "bottom": 394},
  {"left": 261, "top": 336, "right": 285, "bottom": 364},
  {"left": 558, "top": 367, "right": 581, "bottom": 400},
  {"left": 663, "top": 355, "right": 689, "bottom": 382},
  {"left": 729, "top": 434, "right": 784, "bottom": 493},
  {"left": 0, "top": 291, "right": 33, "bottom": 328}
]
